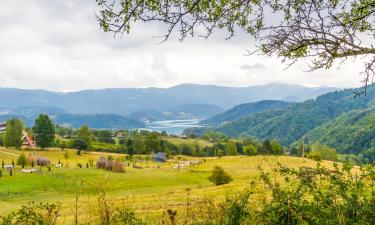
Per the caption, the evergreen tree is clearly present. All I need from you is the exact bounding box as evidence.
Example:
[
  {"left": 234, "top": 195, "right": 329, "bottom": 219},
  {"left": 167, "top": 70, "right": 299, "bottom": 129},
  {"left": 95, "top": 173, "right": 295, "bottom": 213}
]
[{"left": 32, "top": 114, "right": 55, "bottom": 150}]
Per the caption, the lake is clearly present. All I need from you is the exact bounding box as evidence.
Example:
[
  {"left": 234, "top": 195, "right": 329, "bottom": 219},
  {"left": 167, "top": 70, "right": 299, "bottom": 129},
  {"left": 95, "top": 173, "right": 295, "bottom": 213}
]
[{"left": 145, "top": 119, "right": 203, "bottom": 135}]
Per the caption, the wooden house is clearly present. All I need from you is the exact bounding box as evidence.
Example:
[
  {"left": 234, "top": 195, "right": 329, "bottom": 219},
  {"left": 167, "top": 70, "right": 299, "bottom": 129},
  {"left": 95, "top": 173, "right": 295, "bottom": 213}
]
[{"left": 21, "top": 131, "right": 36, "bottom": 149}]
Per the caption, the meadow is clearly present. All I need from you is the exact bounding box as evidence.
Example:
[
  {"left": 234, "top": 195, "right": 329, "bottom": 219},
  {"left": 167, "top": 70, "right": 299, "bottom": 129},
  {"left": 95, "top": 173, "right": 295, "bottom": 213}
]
[{"left": 0, "top": 147, "right": 339, "bottom": 223}]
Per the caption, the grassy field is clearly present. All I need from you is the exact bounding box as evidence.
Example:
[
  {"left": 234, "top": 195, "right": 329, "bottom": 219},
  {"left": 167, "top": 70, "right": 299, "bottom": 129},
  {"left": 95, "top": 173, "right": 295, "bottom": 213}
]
[{"left": 0, "top": 147, "right": 337, "bottom": 223}]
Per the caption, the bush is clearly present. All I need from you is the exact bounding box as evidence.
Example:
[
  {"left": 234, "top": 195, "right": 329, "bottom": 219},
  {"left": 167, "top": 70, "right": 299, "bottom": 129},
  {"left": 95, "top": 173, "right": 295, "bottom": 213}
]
[
  {"left": 307, "top": 151, "right": 322, "bottom": 161},
  {"left": 208, "top": 166, "right": 233, "bottom": 185},
  {"left": 243, "top": 144, "right": 257, "bottom": 156},
  {"left": 16, "top": 154, "right": 27, "bottom": 168},
  {"left": 0, "top": 202, "right": 60, "bottom": 225}
]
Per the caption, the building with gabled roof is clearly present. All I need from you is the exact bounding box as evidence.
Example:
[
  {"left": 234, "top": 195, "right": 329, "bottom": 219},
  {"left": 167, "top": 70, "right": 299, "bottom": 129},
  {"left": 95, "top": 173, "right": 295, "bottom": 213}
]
[{"left": 22, "top": 131, "right": 36, "bottom": 149}]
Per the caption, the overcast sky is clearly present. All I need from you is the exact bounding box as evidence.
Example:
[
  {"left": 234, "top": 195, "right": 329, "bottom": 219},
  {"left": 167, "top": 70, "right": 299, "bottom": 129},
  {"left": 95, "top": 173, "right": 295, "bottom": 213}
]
[{"left": 0, "top": 0, "right": 365, "bottom": 91}]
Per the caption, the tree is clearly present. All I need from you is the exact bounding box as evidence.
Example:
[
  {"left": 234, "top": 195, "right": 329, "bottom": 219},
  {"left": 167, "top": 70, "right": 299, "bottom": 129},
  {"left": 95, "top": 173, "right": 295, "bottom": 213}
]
[
  {"left": 77, "top": 125, "right": 92, "bottom": 151},
  {"left": 72, "top": 139, "right": 88, "bottom": 153},
  {"left": 261, "top": 140, "right": 272, "bottom": 154},
  {"left": 97, "top": 0, "right": 375, "bottom": 92},
  {"left": 32, "top": 114, "right": 55, "bottom": 150},
  {"left": 226, "top": 141, "right": 238, "bottom": 156},
  {"left": 271, "top": 140, "right": 283, "bottom": 155},
  {"left": 4, "top": 118, "right": 24, "bottom": 149},
  {"left": 126, "top": 138, "right": 134, "bottom": 156},
  {"left": 17, "top": 154, "right": 27, "bottom": 168},
  {"left": 298, "top": 142, "right": 305, "bottom": 157},
  {"left": 243, "top": 144, "right": 257, "bottom": 156},
  {"left": 208, "top": 166, "right": 233, "bottom": 185},
  {"left": 311, "top": 142, "right": 338, "bottom": 161},
  {"left": 95, "top": 130, "right": 115, "bottom": 144}
]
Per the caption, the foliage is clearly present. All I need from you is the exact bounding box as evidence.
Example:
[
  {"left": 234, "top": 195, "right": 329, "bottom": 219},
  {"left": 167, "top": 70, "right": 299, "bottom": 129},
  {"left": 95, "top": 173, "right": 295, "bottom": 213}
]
[
  {"left": 16, "top": 154, "right": 27, "bottom": 168},
  {"left": 208, "top": 166, "right": 233, "bottom": 186},
  {"left": 32, "top": 114, "right": 55, "bottom": 150},
  {"left": 72, "top": 138, "right": 89, "bottom": 152},
  {"left": 77, "top": 125, "right": 92, "bottom": 150},
  {"left": 243, "top": 144, "right": 257, "bottom": 156},
  {"left": 300, "top": 108, "right": 375, "bottom": 163},
  {"left": 204, "top": 100, "right": 292, "bottom": 126},
  {"left": 92, "top": 130, "right": 115, "bottom": 144},
  {"left": 256, "top": 163, "right": 375, "bottom": 225},
  {"left": 96, "top": 0, "right": 375, "bottom": 90},
  {"left": 225, "top": 141, "right": 238, "bottom": 156},
  {"left": 0, "top": 202, "right": 60, "bottom": 225},
  {"left": 310, "top": 142, "right": 338, "bottom": 161},
  {"left": 3, "top": 118, "right": 24, "bottom": 149},
  {"left": 271, "top": 140, "right": 283, "bottom": 155},
  {"left": 216, "top": 87, "right": 375, "bottom": 163}
]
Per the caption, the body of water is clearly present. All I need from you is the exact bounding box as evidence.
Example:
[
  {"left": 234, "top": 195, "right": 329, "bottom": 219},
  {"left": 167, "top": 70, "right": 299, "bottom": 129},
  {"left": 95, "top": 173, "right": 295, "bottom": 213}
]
[{"left": 145, "top": 119, "right": 203, "bottom": 135}]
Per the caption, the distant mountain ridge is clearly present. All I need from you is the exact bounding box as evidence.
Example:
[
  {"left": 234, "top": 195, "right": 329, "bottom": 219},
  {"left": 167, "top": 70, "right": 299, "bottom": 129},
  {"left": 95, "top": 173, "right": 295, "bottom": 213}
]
[{"left": 0, "top": 83, "right": 338, "bottom": 115}]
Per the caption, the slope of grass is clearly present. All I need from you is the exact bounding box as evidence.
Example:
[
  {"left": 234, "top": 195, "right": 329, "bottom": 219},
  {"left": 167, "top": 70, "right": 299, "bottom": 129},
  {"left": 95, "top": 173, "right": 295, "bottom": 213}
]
[{"left": 0, "top": 148, "right": 337, "bottom": 222}]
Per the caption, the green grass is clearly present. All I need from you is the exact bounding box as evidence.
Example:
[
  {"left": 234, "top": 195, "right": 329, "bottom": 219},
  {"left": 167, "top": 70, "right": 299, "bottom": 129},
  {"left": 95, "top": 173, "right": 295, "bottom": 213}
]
[{"left": 0, "top": 147, "right": 337, "bottom": 222}]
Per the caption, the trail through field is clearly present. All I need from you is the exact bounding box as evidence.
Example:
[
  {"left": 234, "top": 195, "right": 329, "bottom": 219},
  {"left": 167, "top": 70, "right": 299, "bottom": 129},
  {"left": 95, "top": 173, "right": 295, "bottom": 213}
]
[{"left": 0, "top": 150, "right": 19, "bottom": 157}]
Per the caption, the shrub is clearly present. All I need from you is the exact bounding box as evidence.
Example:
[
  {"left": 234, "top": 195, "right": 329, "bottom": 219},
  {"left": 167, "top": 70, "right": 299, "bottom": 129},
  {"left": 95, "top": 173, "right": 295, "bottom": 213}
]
[
  {"left": 36, "top": 156, "right": 51, "bottom": 166},
  {"left": 208, "top": 166, "right": 233, "bottom": 185},
  {"left": 243, "top": 144, "right": 257, "bottom": 156},
  {"left": 16, "top": 154, "right": 27, "bottom": 168},
  {"left": 307, "top": 151, "right": 322, "bottom": 161},
  {"left": 0, "top": 202, "right": 60, "bottom": 225}
]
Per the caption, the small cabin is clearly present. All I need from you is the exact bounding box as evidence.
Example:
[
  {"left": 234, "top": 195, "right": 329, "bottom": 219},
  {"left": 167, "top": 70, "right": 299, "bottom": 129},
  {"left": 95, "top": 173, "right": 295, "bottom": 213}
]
[
  {"left": 153, "top": 152, "right": 167, "bottom": 162},
  {"left": 21, "top": 131, "right": 36, "bottom": 149}
]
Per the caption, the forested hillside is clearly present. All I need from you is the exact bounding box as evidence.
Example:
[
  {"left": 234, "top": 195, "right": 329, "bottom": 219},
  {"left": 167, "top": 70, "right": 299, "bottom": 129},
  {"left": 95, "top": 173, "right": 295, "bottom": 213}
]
[
  {"left": 214, "top": 87, "right": 375, "bottom": 148},
  {"left": 203, "top": 100, "right": 292, "bottom": 126},
  {"left": 298, "top": 108, "right": 375, "bottom": 162}
]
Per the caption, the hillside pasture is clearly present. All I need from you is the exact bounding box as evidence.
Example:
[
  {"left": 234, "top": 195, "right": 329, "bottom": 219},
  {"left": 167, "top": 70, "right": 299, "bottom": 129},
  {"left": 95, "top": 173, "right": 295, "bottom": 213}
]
[{"left": 0, "top": 147, "right": 337, "bottom": 223}]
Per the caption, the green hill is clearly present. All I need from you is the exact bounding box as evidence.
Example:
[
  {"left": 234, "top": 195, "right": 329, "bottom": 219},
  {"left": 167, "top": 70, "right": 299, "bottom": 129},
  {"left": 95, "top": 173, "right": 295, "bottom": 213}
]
[
  {"left": 297, "top": 108, "right": 375, "bottom": 161},
  {"left": 216, "top": 86, "right": 375, "bottom": 147}
]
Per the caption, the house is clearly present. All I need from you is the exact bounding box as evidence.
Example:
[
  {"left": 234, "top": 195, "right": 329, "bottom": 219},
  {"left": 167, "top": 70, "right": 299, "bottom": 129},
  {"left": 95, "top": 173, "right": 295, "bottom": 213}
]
[
  {"left": 153, "top": 152, "right": 167, "bottom": 162},
  {"left": 21, "top": 131, "right": 36, "bottom": 149},
  {"left": 0, "top": 122, "right": 6, "bottom": 134}
]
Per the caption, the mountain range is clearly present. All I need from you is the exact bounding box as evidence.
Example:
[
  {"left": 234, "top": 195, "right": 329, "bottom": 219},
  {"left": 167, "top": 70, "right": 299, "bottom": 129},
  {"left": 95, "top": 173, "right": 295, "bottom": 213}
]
[
  {"left": 0, "top": 83, "right": 336, "bottom": 114},
  {"left": 0, "top": 83, "right": 336, "bottom": 129}
]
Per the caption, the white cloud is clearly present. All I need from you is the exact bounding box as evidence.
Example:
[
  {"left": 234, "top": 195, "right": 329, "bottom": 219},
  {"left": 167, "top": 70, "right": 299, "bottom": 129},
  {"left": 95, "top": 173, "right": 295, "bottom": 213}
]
[{"left": 0, "top": 0, "right": 363, "bottom": 91}]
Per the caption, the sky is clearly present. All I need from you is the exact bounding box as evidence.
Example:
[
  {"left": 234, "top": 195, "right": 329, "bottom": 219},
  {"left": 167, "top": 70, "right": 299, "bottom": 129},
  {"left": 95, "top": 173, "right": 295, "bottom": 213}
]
[{"left": 0, "top": 0, "right": 365, "bottom": 92}]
